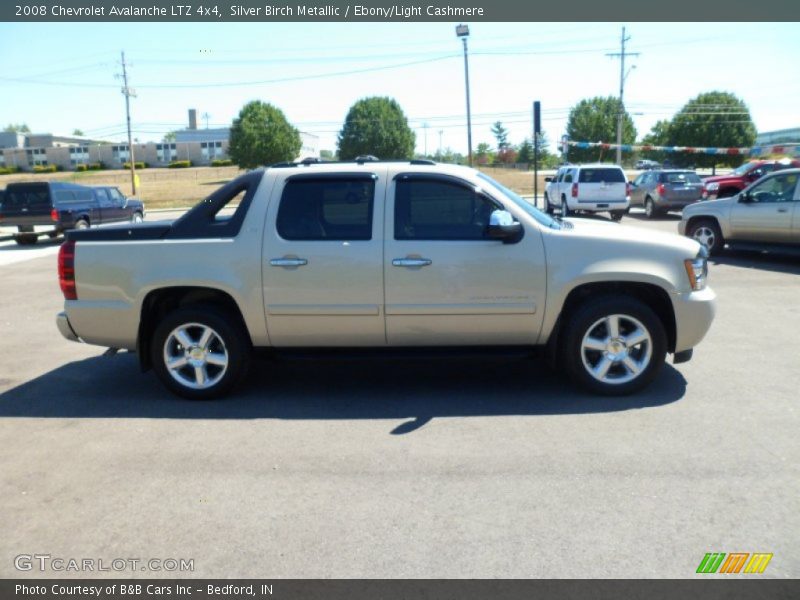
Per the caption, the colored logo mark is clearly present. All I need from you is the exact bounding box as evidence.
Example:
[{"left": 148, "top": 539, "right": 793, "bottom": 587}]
[{"left": 696, "top": 553, "right": 773, "bottom": 574}]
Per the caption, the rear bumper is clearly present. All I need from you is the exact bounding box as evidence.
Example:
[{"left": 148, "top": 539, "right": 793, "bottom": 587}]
[
  {"left": 672, "top": 287, "right": 716, "bottom": 353},
  {"left": 572, "top": 199, "right": 630, "bottom": 211},
  {"left": 56, "top": 311, "right": 81, "bottom": 342}
]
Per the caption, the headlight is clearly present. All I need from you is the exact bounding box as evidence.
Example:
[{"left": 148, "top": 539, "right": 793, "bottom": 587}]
[
  {"left": 684, "top": 250, "right": 708, "bottom": 291},
  {"left": 705, "top": 182, "right": 719, "bottom": 192}
]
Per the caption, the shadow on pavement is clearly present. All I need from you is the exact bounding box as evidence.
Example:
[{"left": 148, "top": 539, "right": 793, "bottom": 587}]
[
  {"left": 710, "top": 248, "right": 800, "bottom": 275},
  {"left": 0, "top": 353, "right": 687, "bottom": 433}
]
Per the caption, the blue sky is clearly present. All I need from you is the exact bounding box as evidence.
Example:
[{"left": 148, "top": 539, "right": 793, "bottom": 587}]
[{"left": 0, "top": 22, "right": 798, "bottom": 154}]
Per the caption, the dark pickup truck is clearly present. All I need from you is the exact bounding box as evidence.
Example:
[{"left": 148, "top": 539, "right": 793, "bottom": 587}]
[{"left": 0, "top": 181, "right": 145, "bottom": 245}]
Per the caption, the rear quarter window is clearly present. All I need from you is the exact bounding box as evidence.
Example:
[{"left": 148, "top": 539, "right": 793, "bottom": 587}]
[
  {"left": 662, "top": 172, "right": 701, "bottom": 184},
  {"left": 578, "top": 168, "right": 626, "bottom": 183}
]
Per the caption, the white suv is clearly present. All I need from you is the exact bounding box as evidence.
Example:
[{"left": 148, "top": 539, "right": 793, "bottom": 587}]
[{"left": 545, "top": 164, "right": 630, "bottom": 221}]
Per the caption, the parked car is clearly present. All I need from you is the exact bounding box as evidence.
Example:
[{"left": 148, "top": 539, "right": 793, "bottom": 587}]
[
  {"left": 635, "top": 159, "right": 660, "bottom": 170},
  {"left": 702, "top": 158, "right": 800, "bottom": 199},
  {"left": 544, "top": 164, "right": 630, "bottom": 220},
  {"left": 0, "top": 181, "right": 145, "bottom": 245},
  {"left": 56, "top": 160, "right": 715, "bottom": 399},
  {"left": 630, "top": 170, "right": 705, "bottom": 218},
  {"left": 680, "top": 168, "right": 800, "bottom": 254}
]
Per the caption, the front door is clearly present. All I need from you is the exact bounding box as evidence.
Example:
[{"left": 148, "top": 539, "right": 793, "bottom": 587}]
[
  {"left": 262, "top": 171, "right": 387, "bottom": 346},
  {"left": 730, "top": 172, "right": 798, "bottom": 243},
  {"left": 384, "top": 174, "right": 547, "bottom": 346}
]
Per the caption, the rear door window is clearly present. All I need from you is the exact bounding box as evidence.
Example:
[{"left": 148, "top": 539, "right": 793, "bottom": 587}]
[{"left": 277, "top": 177, "right": 375, "bottom": 241}]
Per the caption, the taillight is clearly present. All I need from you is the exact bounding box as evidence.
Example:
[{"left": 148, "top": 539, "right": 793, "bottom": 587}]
[
  {"left": 58, "top": 240, "right": 77, "bottom": 300},
  {"left": 571, "top": 183, "right": 578, "bottom": 198},
  {"left": 50, "top": 208, "right": 59, "bottom": 222},
  {"left": 626, "top": 182, "right": 632, "bottom": 196},
  {"left": 657, "top": 183, "right": 666, "bottom": 195}
]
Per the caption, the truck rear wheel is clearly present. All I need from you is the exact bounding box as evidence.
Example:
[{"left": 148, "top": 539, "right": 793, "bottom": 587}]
[
  {"left": 561, "top": 295, "right": 667, "bottom": 395},
  {"left": 13, "top": 233, "right": 38, "bottom": 245},
  {"left": 151, "top": 305, "right": 251, "bottom": 400}
]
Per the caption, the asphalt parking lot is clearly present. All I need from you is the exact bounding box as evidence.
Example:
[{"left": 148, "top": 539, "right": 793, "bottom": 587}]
[{"left": 0, "top": 209, "right": 797, "bottom": 578}]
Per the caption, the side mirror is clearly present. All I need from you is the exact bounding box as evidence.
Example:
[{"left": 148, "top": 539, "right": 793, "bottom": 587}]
[
  {"left": 739, "top": 192, "right": 752, "bottom": 203},
  {"left": 544, "top": 177, "right": 553, "bottom": 183},
  {"left": 487, "top": 210, "right": 523, "bottom": 243}
]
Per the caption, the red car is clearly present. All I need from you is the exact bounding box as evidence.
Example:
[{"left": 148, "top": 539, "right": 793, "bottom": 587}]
[{"left": 703, "top": 158, "right": 800, "bottom": 199}]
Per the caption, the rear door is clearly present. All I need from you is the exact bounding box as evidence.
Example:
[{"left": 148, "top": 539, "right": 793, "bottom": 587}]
[
  {"left": 383, "top": 173, "right": 546, "bottom": 346},
  {"left": 262, "top": 170, "right": 387, "bottom": 346},
  {"left": 630, "top": 173, "right": 646, "bottom": 205},
  {"left": 94, "top": 188, "right": 114, "bottom": 222},
  {"left": 730, "top": 172, "right": 798, "bottom": 243},
  {"left": 577, "top": 167, "right": 626, "bottom": 202}
]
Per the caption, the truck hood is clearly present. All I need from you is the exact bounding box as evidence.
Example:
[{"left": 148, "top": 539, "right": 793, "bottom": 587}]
[
  {"left": 703, "top": 174, "right": 741, "bottom": 185},
  {"left": 562, "top": 217, "right": 701, "bottom": 256},
  {"left": 683, "top": 195, "right": 735, "bottom": 216}
]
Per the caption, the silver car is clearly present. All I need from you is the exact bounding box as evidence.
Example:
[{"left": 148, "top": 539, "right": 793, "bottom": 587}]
[
  {"left": 680, "top": 168, "right": 800, "bottom": 254},
  {"left": 630, "top": 170, "right": 705, "bottom": 218}
]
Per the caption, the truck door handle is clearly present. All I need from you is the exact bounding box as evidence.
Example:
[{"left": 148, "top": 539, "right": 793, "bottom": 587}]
[
  {"left": 777, "top": 208, "right": 788, "bottom": 213},
  {"left": 392, "top": 257, "right": 432, "bottom": 268},
  {"left": 270, "top": 257, "right": 308, "bottom": 267}
]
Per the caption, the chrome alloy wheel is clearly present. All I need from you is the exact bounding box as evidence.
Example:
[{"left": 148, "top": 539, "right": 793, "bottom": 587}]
[
  {"left": 132, "top": 213, "right": 143, "bottom": 223},
  {"left": 163, "top": 322, "right": 229, "bottom": 390},
  {"left": 580, "top": 314, "right": 652, "bottom": 385},
  {"left": 692, "top": 226, "right": 716, "bottom": 250}
]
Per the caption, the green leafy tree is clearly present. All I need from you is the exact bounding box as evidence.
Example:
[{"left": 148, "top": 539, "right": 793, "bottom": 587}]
[
  {"left": 566, "top": 96, "right": 636, "bottom": 163},
  {"left": 163, "top": 131, "right": 177, "bottom": 142},
  {"left": 491, "top": 121, "right": 510, "bottom": 150},
  {"left": 517, "top": 139, "right": 533, "bottom": 165},
  {"left": 320, "top": 149, "right": 337, "bottom": 161},
  {"left": 475, "top": 142, "right": 494, "bottom": 165},
  {"left": 72, "top": 129, "right": 84, "bottom": 136},
  {"left": 228, "top": 100, "right": 301, "bottom": 169},
  {"left": 337, "top": 97, "right": 415, "bottom": 160},
  {"left": 667, "top": 91, "right": 757, "bottom": 168},
  {"left": 639, "top": 120, "right": 671, "bottom": 162},
  {"left": 3, "top": 123, "right": 30, "bottom": 133}
]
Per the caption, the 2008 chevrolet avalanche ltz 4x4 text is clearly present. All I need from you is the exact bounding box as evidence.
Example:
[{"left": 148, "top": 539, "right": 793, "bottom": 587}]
[{"left": 56, "top": 160, "right": 716, "bottom": 399}]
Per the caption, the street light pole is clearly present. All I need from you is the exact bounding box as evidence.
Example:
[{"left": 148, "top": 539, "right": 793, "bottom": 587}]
[{"left": 456, "top": 24, "right": 473, "bottom": 167}]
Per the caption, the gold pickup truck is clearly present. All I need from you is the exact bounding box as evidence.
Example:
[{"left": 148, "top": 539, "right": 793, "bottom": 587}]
[{"left": 56, "top": 160, "right": 716, "bottom": 399}]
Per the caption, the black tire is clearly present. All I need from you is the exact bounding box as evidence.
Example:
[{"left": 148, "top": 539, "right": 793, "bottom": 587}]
[
  {"left": 74, "top": 218, "right": 90, "bottom": 230},
  {"left": 687, "top": 218, "right": 724, "bottom": 255},
  {"left": 151, "top": 305, "right": 251, "bottom": 400},
  {"left": 13, "top": 233, "right": 38, "bottom": 245},
  {"left": 561, "top": 295, "right": 667, "bottom": 396},
  {"left": 544, "top": 194, "right": 553, "bottom": 214},
  {"left": 644, "top": 197, "right": 658, "bottom": 219},
  {"left": 561, "top": 195, "right": 572, "bottom": 217},
  {"left": 610, "top": 210, "right": 624, "bottom": 222}
]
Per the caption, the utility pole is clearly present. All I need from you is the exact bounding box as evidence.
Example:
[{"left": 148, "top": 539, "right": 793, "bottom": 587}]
[
  {"left": 606, "top": 27, "right": 638, "bottom": 165},
  {"left": 118, "top": 51, "right": 137, "bottom": 195},
  {"left": 423, "top": 122, "right": 429, "bottom": 157},
  {"left": 202, "top": 112, "right": 211, "bottom": 129},
  {"left": 438, "top": 130, "right": 443, "bottom": 159}
]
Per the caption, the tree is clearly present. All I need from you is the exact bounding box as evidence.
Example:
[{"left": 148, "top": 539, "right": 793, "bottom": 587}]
[
  {"left": 565, "top": 96, "right": 636, "bottom": 163},
  {"left": 163, "top": 131, "right": 177, "bottom": 142},
  {"left": 337, "top": 97, "right": 415, "bottom": 160},
  {"left": 3, "top": 123, "right": 30, "bottom": 133},
  {"left": 320, "top": 149, "right": 337, "bottom": 161},
  {"left": 72, "top": 129, "right": 84, "bottom": 136},
  {"left": 639, "top": 120, "right": 671, "bottom": 162},
  {"left": 491, "top": 121, "right": 510, "bottom": 150},
  {"left": 228, "top": 101, "right": 301, "bottom": 169},
  {"left": 475, "top": 142, "right": 493, "bottom": 165},
  {"left": 517, "top": 139, "right": 533, "bottom": 165},
  {"left": 667, "top": 91, "right": 757, "bottom": 169}
]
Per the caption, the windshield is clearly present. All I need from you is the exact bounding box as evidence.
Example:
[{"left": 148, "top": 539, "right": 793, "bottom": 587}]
[
  {"left": 731, "top": 162, "right": 758, "bottom": 176},
  {"left": 476, "top": 172, "right": 560, "bottom": 229}
]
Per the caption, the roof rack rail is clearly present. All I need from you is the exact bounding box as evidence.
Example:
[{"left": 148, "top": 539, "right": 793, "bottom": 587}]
[{"left": 268, "top": 158, "right": 440, "bottom": 169}]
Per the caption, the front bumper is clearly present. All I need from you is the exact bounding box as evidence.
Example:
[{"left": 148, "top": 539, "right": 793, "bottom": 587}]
[
  {"left": 672, "top": 287, "right": 716, "bottom": 353},
  {"left": 56, "top": 311, "right": 80, "bottom": 342},
  {"left": 677, "top": 219, "right": 688, "bottom": 236}
]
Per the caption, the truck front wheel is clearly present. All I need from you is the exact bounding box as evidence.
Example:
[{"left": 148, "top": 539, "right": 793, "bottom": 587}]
[
  {"left": 562, "top": 296, "right": 667, "bottom": 395},
  {"left": 151, "top": 305, "right": 251, "bottom": 400}
]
